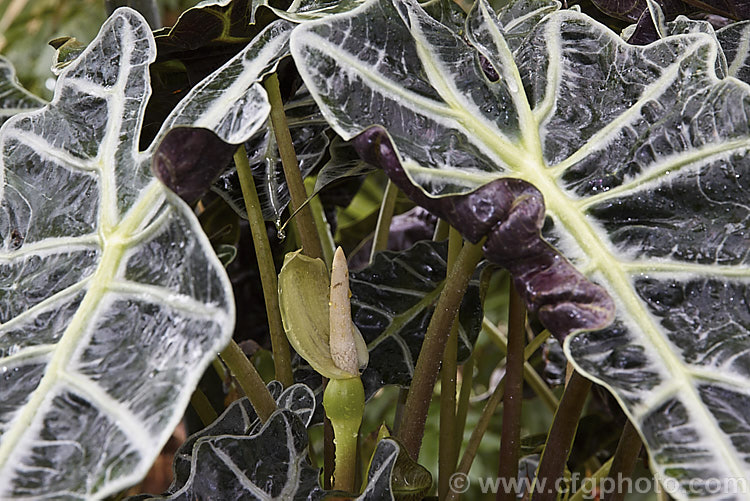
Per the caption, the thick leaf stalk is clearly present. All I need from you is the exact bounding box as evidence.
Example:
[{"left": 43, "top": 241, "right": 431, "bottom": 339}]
[
  {"left": 395, "top": 238, "right": 485, "bottom": 459},
  {"left": 602, "top": 421, "right": 643, "bottom": 501},
  {"left": 438, "top": 227, "right": 463, "bottom": 499},
  {"left": 532, "top": 371, "right": 592, "bottom": 501},
  {"left": 233, "top": 145, "right": 294, "bottom": 386},
  {"left": 265, "top": 73, "right": 324, "bottom": 260},
  {"left": 219, "top": 340, "right": 277, "bottom": 422},
  {"left": 369, "top": 179, "right": 399, "bottom": 263},
  {"left": 447, "top": 329, "right": 552, "bottom": 501},
  {"left": 497, "top": 286, "right": 527, "bottom": 501}
]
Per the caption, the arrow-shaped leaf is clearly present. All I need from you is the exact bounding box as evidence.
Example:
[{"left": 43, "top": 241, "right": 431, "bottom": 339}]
[
  {"left": 0, "top": 9, "right": 293, "bottom": 498},
  {"left": 290, "top": 0, "right": 750, "bottom": 496}
]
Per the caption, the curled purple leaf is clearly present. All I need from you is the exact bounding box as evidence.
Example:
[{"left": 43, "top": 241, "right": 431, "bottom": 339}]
[
  {"left": 152, "top": 127, "right": 236, "bottom": 204},
  {"left": 353, "top": 126, "right": 614, "bottom": 340}
]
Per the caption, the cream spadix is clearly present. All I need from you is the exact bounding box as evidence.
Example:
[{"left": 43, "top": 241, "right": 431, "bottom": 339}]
[{"left": 330, "top": 246, "right": 369, "bottom": 375}]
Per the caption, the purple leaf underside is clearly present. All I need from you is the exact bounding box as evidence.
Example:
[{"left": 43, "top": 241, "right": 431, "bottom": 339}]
[{"left": 153, "top": 127, "right": 237, "bottom": 204}]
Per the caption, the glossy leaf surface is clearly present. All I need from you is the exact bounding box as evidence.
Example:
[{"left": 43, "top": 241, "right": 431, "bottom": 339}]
[
  {"left": 718, "top": 20, "right": 750, "bottom": 82},
  {"left": 356, "top": 439, "right": 401, "bottom": 500},
  {"left": 143, "top": 409, "right": 324, "bottom": 501},
  {"left": 0, "top": 9, "right": 292, "bottom": 498},
  {"left": 144, "top": 0, "right": 286, "bottom": 146},
  {"left": 290, "top": 0, "right": 750, "bottom": 495}
]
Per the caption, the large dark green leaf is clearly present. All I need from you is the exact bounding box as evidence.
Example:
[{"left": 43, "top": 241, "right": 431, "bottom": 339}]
[
  {"left": 139, "top": 409, "right": 325, "bottom": 500},
  {"left": 0, "top": 9, "right": 294, "bottom": 498},
  {"left": 0, "top": 56, "right": 45, "bottom": 127},
  {"left": 153, "top": 0, "right": 278, "bottom": 81},
  {"left": 163, "top": 382, "right": 316, "bottom": 497},
  {"left": 290, "top": 0, "right": 750, "bottom": 496},
  {"left": 143, "top": 0, "right": 286, "bottom": 145}
]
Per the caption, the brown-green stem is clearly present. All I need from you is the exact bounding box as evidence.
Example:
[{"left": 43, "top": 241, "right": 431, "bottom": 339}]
[
  {"left": 497, "top": 286, "right": 526, "bottom": 501},
  {"left": 602, "top": 420, "right": 643, "bottom": 501},
  {"left": 531, "top": 371, "right": 592, "bottom": 501},
  {"left": 190, "top": 388, "right": 218, "bottom": 427},
  {"left": 305, "top": 177, "right": 336, "bottom": 267},
  {"left": 393, "top": 388, "right": 409, "bottom": 434},
  {"left": 433, "top": 218, "right": 449, "bottom": 241},
  {"left": 233, "top": 146, "right": 293, "bottom": 386},
  {"left": 265, "top": 73, "right": 323, "bottom": 260},
  {"left": 396, "top": 239, "right": 485, "bottom": 460},
  {"left": 438, "top": 227, "right": 463, "bottom": 499},
  {"left": 219, "top": 339, "right": 277, "bottom": 422},
  {"left": 446, "top": 328, "right": 552, "bottom": 501},
  {"left": 455, "top": 352, "right": 474, "bottom": 447},
  {"left": 484, "top": 320, "right": 558, "bottom": 412}
]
